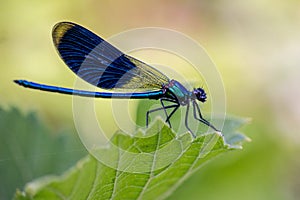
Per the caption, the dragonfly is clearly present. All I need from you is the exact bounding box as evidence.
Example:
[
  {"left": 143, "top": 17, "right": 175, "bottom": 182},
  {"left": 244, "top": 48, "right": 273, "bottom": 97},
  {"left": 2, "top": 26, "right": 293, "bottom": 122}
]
[{"left": 14, "top": 22, "right": 220, "bottom": 138}]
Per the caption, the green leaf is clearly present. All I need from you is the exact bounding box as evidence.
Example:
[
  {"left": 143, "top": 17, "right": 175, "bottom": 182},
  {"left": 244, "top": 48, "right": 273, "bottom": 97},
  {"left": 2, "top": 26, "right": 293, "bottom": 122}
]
[
  {"left": 14, "top": 116, "right": 249, "bottom": 200},
  {"left": 0, "top": 107, "right": 86, "bottom": 200}
]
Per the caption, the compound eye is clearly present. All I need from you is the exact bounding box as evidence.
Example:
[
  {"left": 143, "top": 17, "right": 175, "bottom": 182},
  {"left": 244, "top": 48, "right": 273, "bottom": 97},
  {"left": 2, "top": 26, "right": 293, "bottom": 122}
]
[{"left": 194, "top": 88, "right": 207, "bottom": 102}]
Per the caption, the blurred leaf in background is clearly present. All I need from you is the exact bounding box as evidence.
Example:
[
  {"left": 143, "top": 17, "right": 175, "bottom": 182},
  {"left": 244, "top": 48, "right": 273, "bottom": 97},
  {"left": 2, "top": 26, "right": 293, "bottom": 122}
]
[{"left": 0, "top": 107, "right": 86, "bottom": 200}]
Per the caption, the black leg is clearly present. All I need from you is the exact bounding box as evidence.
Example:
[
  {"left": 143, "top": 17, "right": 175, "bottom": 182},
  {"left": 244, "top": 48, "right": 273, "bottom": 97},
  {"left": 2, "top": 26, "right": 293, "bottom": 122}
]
[
  {"left": 160, "top": 99, "right": 172, "bottom": 127},
  {"left": 146, "top": 103, "right": 178, "bottom": 127},
  {"left": 165, "top": 104, "right": 179, "bottom": 125},
  {"left": 162, "top": 98, "right": 181, "bottom": 127},
  {"left": 192, "top": 101, "right": 220, "bottom": 132},
  {"left": 161, "top": 99, "right": 180, "bottom": 127},
  {"left": 185, "top": 101, "right": 196, "bottom": 138}
]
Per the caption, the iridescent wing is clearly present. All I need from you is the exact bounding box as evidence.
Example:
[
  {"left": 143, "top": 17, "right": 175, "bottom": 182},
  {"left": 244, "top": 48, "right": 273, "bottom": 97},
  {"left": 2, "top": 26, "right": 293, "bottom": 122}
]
[{"left": 52, "top": 22, "right": 170, "bottom": 90}]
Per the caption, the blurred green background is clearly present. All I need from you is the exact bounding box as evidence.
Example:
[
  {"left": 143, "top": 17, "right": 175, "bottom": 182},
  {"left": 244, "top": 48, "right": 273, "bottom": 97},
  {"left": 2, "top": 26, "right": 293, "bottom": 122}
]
[{"left": 1, "top": 0, "right": 300, "bottom": 199}]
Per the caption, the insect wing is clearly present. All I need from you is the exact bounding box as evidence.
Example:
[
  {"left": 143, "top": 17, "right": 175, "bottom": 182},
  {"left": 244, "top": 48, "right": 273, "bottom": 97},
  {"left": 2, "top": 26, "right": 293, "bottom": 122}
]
[{"left": 52, "top": 22, "right": 169, "bottom": 90}]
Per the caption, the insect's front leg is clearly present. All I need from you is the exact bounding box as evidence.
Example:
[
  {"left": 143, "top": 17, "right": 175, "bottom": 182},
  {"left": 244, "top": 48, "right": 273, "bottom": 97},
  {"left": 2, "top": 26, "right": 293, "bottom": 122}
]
[{"left": 192, "top": 100, "right": 220, "bottom": 132}]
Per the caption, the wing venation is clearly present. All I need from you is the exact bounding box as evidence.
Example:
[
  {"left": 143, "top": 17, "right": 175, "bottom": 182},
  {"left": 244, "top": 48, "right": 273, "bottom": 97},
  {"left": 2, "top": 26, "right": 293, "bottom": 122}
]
[{"left": 52, "top": 22, "right": 170, "bottom": 90}]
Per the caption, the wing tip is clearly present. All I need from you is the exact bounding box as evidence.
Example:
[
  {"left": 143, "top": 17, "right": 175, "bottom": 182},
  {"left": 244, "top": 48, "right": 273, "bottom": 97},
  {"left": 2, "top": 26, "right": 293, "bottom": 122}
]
[{"left": 52, "top": 22, "right": 76, "bottom": 47}]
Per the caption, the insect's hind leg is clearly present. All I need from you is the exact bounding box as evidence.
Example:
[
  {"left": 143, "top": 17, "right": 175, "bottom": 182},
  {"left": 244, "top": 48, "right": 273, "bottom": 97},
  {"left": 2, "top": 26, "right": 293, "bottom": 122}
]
[
  {"left": 164, "top": 103, "right": 180, "bottom": 127},
  {"left": 160, "top": 99, "right": 180, "bottom": 128},
  {"left": 146, "top": 99, "right": 178, "bottom": 128},
  {"left": 146, "top": 107, "right": 167, "bottom": 127}
]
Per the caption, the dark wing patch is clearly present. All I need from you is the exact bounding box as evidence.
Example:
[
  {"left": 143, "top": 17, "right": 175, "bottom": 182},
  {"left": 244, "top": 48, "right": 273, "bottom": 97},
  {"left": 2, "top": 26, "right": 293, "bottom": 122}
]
[{"left": 52, "top": 22, "right": 169, "bottom": 90}]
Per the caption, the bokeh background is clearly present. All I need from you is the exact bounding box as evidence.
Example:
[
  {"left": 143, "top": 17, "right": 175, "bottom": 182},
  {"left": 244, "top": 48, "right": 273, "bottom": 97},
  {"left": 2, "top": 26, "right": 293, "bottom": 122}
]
[{"left": 1, "top": 0, "right": 300, "bottom": 199}]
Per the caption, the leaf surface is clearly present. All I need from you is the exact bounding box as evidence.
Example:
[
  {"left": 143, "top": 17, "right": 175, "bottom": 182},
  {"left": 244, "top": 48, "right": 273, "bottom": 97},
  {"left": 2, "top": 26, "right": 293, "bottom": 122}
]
[{"left": 14, "top": 116, "right": 249, "bottom": 200}]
